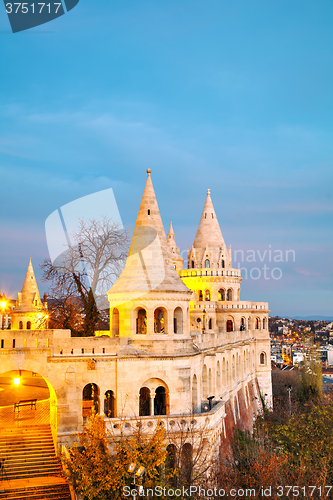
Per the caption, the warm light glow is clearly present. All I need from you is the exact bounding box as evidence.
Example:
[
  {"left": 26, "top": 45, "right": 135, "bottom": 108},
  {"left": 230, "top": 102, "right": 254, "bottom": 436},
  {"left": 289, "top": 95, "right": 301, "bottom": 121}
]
[
  {"left": 0, "top": 301, "right": 6, "bottom": 309},
  {"left": 14, "top": 377, "right": 21, "bottom": 387}
]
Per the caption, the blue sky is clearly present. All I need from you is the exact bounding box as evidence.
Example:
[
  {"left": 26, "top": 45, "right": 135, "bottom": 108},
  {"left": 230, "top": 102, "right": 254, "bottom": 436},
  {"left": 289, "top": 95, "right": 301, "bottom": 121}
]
[{"left": 0, "top": 0, "right": 332, "bottom": 317}]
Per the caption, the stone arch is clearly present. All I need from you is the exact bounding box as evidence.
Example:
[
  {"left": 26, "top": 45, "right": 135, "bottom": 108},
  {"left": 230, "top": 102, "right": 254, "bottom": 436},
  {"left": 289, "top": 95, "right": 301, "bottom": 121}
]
[
  {"left": 202, "top": 365, "right": 208, "bottom": 399},
  {"left": 104, "top": 390, "right": 115, "bottom": 418},
  {"left": 240, "top": 317, "right": 246, "bottom": 331},
  {"left": 204, "top": 289, "right": 211, "bottom": 301},
  {"left": 208, "top": 318, "right": 212, "bottom": 330},
  {"left": 221, "top": 259, "right": 225, "bottom": 268},
  {"left": 154, "top": 307, "right": 167, "bottom": 334},
  {"left": 19, "top": 321, "right": 23, "bottom": 330},
  {"left": 255, "top": 317, "right": 260, "bottom": 329},
  {"left": 180, "top": 443, "right": 193, "bottom": 483},
  {"left": 82, "top": 383, "right": 100, "bottom": 419},
  {"left": 222, "top": 358, "right": 226, "bottom": 387},
  {"left": 166, "top": 444, "right": 177, "bottom": 483},
  {"left": 260, "top": 352, "right": 267, "bottom": 365},
  {"left": 174, "top": 307, "right": 183, "bottom": 334},
  {"left": 140, "top": 378, "right": 169, "bottom": 415},
  {"left": 227, "top": 288, "right": 233, "bottom": 301},
  {"left": 135, "top": 307, "right": 147, "bottom": 334},
  {"left": 112, "top": 308, "right": 119, "bottom": 337},
  {"left": 216, "top": 361, "right": 221, "bottom": 394},
  {"left": 208, "top": 368, "right": 212, "bottom": 395},
  {"left": 226, "top": 315, "right": 234, "bottom": 332},
  {"left": 198, "top": 290, "right": 203, "bottom": 301},
  {"left": 218, "top": 288, "right": 225, "bottom": 301},
  {"left": 192, "top": 374, "right": 198, "bottom": 411},
  {"left": 26, "top": 321, "right": 31, "bottom": 330},
  {"left": 139, "top": 387, "right": 151, "bottom": 416},
  {"left": 263, "top": 317, "right": 267, "bottom": 330},
  {"left": 0, "top": 368, "right": 57, "bottom": 446},
  {"left": 205, "top": 259, "right": 210, "bottom": 268}
]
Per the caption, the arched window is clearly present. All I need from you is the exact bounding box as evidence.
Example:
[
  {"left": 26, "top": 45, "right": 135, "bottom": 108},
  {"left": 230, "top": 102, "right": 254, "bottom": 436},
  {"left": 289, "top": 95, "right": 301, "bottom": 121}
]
[
  {"left": 218, "top": 289, "right": 225, "bottom": 301},
  {"left": 255, "top": 318, "right": 259, "bottom": 329},
  {"left": 226, "top": 320, "right": 233, "bottom": 332},
  {"left": 154, "top": 386, "right": 167, "bottom": 415},
  {"left": 208, "top": 318, "right": 212, "bottom": 330},
  {"left": 263, "top": 317, "right": 267, "bottom": 330},
  {"left": 154, "top": 308, "right": 166, "bottom": 334},
  {"left": 216, "top": 361, "right": 221, "bottom": 394},
  {"left": 198, "top": 290, "right": 203, "bottom": 301},
  {"left": 166, "top": 444, "right": 177, "bottom": 484},
  {"left": 191, "top": 260, "right": 195, "bottom": 268},
  {"left": 205, "top": 290, "right": 210, "bottom": 301},
  {"left": 112, "top": 308, "right": 119, "bottom": 337},
  {"left": 26, "top": 321, "right": 31, "bottom": 330},
  {"left": 139, "top": 387, "right": 151, "bottom": 416},
  {"left": 19, "top": 321, "right": 23, "bottom": 330},
  {"left": 192, "top": 375, "right": 198, "bottom": 410},
  {"left": 136, "top": 309, "right": 147, "bottom": 334},
  {"left": 181, "top": 443, "right": 193, "bottom": 484},
  {"left": 208, "top": 368, "right": 212, "bottom": 395},
  {"left": 104, "top": 390, "right": 115, "bottom": 417},
  {"left": 82, "top": 383, "right": 100, "bottom": 418},
  {"left": 240, "top": 317, "right": 246, "bottom": 331},
  {"left": 260, "top": 352, "right": 267, "bottom": 365},
  {"left": 227, "top": 289, "right": 233, "bottom": 301},
  {"left": 174, "top": 307, "right": 183, "bottom": 334},
  {"left": 202, "top": 365, "right": 208, "bottom": 399},
  {"left": 221, "top": 259, "right": 225, "bottom": 268},
  {"left": 205, "top": 259, "right": 210, "bottom": 268}
]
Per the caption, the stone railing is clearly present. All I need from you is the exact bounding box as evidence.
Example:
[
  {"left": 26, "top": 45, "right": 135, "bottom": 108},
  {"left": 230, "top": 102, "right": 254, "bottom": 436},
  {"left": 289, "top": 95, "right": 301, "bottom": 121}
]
[
  {"left": 104, "top": 400, "right": 226, "bottom": 437},
  {"left": 180, "top": 268, "right": 241, "bottom": 278}
]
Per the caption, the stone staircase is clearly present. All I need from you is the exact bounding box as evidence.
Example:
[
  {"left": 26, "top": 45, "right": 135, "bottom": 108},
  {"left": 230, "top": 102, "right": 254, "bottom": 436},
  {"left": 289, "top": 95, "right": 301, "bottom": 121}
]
[{"left": 0, "top": 424, "right": 72, "bottom": 499}]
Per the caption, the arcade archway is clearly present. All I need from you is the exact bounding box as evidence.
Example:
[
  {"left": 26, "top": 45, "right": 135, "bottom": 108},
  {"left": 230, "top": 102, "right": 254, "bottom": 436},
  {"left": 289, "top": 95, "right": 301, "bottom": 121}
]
[{"left": 0, "top": 370, "right": 57, "bottom": 446}]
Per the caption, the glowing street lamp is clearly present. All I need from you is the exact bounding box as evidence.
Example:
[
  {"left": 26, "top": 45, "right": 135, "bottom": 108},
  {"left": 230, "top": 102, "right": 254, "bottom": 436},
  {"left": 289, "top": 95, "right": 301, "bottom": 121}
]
[
  {"left": 14, "top": 370, "right": 21, "bottom": 387},
  {"left": 0, "top": 295, "right": 7, "bottom": 330}
]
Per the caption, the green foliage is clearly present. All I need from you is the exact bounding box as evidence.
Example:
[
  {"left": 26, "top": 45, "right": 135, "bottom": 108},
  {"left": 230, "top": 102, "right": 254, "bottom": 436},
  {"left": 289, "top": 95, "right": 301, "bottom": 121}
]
[{"left": 273, "top": 403, "right": 333, "bottom": 484}]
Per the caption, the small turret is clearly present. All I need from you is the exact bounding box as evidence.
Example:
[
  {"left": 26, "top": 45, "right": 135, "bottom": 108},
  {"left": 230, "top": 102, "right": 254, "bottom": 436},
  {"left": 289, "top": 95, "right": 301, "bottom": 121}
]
[
  {"left": 11, "top": 259, "right": 48, "bottom": 330},
  {"left": 167, "top": 221, "right": 184, "bottom": 272}
]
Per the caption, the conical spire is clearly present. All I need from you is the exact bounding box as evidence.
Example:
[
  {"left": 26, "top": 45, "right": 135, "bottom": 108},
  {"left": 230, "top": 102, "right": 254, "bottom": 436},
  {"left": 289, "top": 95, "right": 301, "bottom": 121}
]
[
  {"left": 108, "top": 170, "right": 191, "bottom": 301},
  {"left": 19, "top": 258, "right": 41, "bottom": 308},
  {"left": 189, "top": 189, "right": 231, "bottom": 269},
  {"left": 167, "top": 221, "right": 184, "bottom": 272},
  {"left": 193, "top": 189, "right": 225, "bottom": 249}
]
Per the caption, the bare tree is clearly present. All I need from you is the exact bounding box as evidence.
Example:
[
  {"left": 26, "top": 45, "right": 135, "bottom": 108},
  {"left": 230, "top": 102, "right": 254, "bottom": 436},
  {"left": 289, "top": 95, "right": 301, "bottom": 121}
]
[{"left": 41, "top": 216, "right": 128, "bottom": 336}]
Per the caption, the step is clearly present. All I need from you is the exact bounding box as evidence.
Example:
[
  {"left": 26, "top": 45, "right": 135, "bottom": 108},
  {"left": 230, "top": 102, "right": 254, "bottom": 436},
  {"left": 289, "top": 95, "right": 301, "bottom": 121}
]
[{"left": 0, "top": 484, "right": 71, "bottom": 500}]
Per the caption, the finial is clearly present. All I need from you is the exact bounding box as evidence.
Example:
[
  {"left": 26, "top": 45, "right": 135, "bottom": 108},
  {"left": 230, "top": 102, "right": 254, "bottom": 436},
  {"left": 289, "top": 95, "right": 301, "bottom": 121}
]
[
  {"left": 207, "top": 189, "right": 211, "bottom": 195},
  {"left": 146, "top": 169, "right": 152, "bottom": 175}
]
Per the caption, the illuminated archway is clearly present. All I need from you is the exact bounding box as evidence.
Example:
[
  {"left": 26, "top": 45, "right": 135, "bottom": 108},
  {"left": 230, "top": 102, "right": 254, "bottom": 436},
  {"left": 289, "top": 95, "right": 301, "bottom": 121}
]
[{"left": 0, "top": 370, "right": 57, "bottom": 446}]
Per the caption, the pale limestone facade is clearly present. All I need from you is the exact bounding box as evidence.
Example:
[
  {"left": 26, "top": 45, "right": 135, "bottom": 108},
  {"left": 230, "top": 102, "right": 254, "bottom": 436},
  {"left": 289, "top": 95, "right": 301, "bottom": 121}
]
[{"left": 0, "top": 170, "right": 272, "bottom": 457}]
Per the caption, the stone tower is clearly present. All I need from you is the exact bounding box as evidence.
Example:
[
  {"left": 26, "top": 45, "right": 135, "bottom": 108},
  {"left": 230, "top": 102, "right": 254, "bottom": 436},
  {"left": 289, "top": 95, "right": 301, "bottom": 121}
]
[
  {"left": 11, "top": 258, "right": 48, "bottom": 330},
  {"left": 108, "top": 170, "right": 192, "bottom": 349}
]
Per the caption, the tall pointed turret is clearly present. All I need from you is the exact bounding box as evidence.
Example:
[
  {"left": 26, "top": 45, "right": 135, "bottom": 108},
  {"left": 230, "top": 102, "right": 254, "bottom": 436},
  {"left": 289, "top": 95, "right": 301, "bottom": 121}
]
[
  {"left": 11, "top": 259, "right": 48, "bottom": 330},
  {"left": 189, "top": 189, "right": 231, "bottom": 269},
  {"left": 108, "top": 170, "right": 192, "bottom": 339},
  {"left": 18, "top": 258, "right": 41, "bottom": 309}
]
